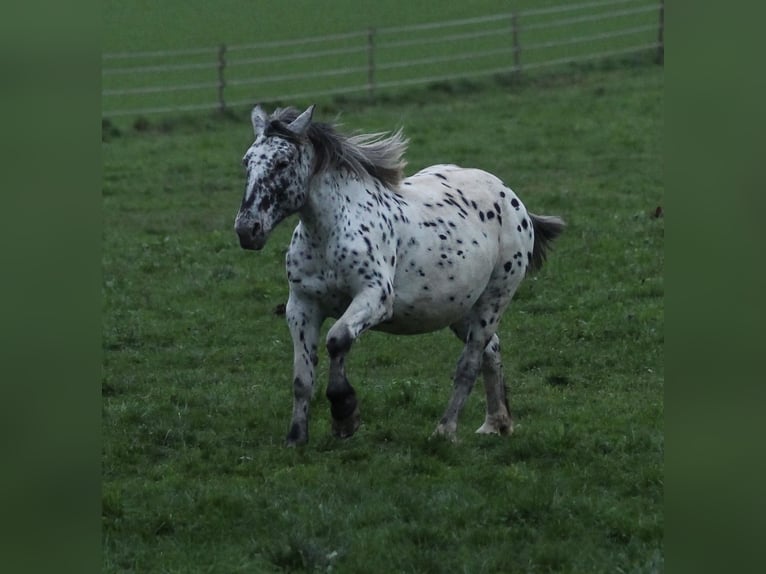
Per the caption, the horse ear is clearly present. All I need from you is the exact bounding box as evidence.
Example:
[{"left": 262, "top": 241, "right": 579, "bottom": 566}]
[
  {"left": 251, "top": 105, "right": 269, "bottom": 136},
  {"left": 286, "top": 105, "right": 315, "bottom": 137}
]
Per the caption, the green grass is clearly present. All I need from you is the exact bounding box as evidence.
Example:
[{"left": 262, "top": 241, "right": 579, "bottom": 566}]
[
  {"left": 102, "top": 0, "right": 605, "bottom": 52},
  {"left": 102, "top": 0, "right": 661, "bottom": 119},
  {"left": 103, "top": 63, "right": 663, "bottom": 572}
]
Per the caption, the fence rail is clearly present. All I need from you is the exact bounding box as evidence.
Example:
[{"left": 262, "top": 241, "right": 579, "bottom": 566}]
[{"left": 102, "top": 0, "right": 664, "bottom": 118}]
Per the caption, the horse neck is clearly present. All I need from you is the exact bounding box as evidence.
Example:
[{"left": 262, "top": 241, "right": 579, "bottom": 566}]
[{"left": 300, "top": 168, "right": 369, "bottom": 240}]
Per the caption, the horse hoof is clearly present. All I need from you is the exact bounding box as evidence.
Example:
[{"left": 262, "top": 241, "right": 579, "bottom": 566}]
[
  {"left": 285, "top": 422, "right": 309, "bottom": 446},
  {"left": 431, "top": 423, "right": 458, "bottom": 443},
  {"left": 285, "top": 438, "right": 306, "bottom": 447},
  {"left": 475, "top": 417, "right": 514, "bottom": 436},
  {"left": 331, "top": 406, "right": 361, "bottom": 439}
]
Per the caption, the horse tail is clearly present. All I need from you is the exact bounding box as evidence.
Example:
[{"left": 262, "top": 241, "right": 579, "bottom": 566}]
[{"left": 529, "top": 213, "right": 566, "bottom": 272}]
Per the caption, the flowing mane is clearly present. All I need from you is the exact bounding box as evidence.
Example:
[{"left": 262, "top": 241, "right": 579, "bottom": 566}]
[{"left": 265, "top": 107, "right": 408, "bottom": 188}]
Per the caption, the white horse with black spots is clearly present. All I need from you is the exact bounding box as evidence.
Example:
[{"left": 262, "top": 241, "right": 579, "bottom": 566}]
[{"left": 234, "top": 105, "right": 565, "bottom": 446}]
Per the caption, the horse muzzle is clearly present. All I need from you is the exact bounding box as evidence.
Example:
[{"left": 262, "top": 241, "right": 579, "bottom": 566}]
[{"left": 234, "top": 218, "right": 267, "bottom": 251}]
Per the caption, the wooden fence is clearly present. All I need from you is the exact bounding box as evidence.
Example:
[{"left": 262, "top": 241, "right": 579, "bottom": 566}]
[{"left": 102, "top": 0, "right": 664, "bottom": 118}]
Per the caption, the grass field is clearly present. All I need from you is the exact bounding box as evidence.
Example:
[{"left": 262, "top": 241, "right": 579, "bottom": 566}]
[
  {"left": 102, "top": 0, "right": 602, "bottom": 52},
  {"left": 102, "top": 59, "right": 663, "bottom": 572},
  {"left": 102, "top": 0, "right": 661, "bottom": 119}
]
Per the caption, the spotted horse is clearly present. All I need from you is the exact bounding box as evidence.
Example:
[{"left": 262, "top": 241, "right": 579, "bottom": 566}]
[{"left": 234, "top": 105, "right": 565, "bottom": 446}]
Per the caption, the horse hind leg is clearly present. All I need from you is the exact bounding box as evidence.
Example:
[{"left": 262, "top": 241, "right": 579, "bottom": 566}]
[
  {"left": 475, "top": 334, "right": 513, "bottom": 435},
  {"left": 442, "top": 289, "right": 515, "bottom": 440},
  {"left": 433, "top": 339, "right": 483, "bottom": 441},
  {"left": 434, "top": 319, "right": 488, "bottom": 441},
  {"left": 441, "top": 331, "right": 514, "bottom": 438}
]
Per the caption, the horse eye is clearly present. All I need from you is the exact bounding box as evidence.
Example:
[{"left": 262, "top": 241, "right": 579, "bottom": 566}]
[{"left": 274, "top": 159, "right": 290, "bottom": 171}]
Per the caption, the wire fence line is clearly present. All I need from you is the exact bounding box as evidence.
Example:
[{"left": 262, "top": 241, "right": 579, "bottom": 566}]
[{"left": 102, "top": 0, "right": 664, "bottom": 119}]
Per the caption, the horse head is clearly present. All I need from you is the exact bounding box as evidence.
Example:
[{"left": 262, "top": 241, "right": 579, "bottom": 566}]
[{"left": 234, "top": 105, "right": 315, "bottom": 250}]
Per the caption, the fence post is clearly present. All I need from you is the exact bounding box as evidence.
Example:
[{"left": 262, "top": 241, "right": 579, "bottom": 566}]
[
  {"left": 656, "top": 1, "right": 664, "bottom": 65},
  {"left": 367, "top": 27, "right": 376, "bottom": 100},
  {"left": 511, "top": 12, "right": 522, "bottom": 77},
  {"left": 217, "top": 44, "right": 227, "bottom": 112}
]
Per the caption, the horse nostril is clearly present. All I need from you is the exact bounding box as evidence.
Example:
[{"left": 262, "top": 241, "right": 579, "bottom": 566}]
[{"left": 252, "top": 222, "right": 261, "bottom": 235}]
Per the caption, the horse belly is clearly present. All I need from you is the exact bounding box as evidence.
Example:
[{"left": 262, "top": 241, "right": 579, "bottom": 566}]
[
  {"left": 376, "top": 253, "right": 494, "bottom": 335},
  {"left": 376, "top": 296, "right": 477, "bottom": 334}
]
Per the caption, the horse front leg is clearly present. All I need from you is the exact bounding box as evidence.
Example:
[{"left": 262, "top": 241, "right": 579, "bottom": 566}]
[
  {"left": 325, "top": 284, "right": 394, "bottom": 439},
  {"left": 285, "top": 294, "right": 323, "bottom": 446},
  {"left": 326, "top": 345, "right": 360, "bottom": 439}
]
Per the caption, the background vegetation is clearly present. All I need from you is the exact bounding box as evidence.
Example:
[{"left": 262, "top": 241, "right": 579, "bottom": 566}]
[{"left": 102, "top": 0, "right": 661, "bottom": 118}]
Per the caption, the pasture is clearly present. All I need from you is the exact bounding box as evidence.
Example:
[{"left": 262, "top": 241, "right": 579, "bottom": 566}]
[
  {"left": 102, "top": 62, "right": 663, "bottom": 572},
  {"left": 102, "top": 0, "right": 662, "bottom": 119}
]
